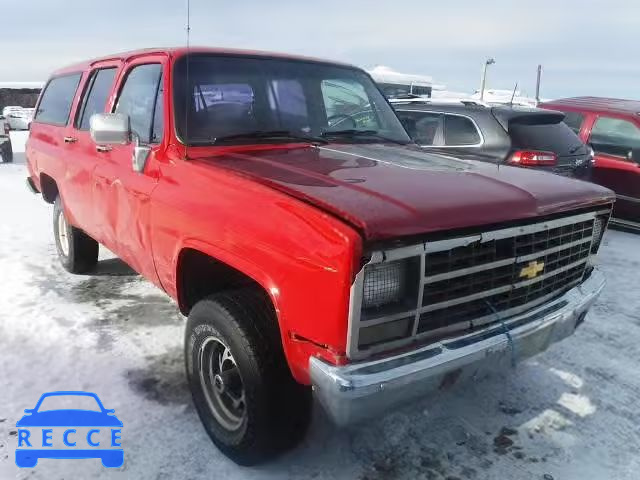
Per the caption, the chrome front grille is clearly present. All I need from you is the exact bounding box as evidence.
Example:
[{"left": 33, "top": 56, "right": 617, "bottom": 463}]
[{"left": 347, "top": 209, "right": 610, "bottom": 360}]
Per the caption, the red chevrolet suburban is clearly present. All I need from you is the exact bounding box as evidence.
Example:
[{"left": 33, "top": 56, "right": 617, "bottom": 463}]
[
  {"left": 540, "top": 97, "right": 640, "bottom": 229},
  {"left": 26, "top": 48, "right": 614, "bottom": 464}
]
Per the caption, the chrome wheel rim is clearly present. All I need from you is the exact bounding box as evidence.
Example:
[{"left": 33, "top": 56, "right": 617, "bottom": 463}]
[
  {"left": 198, "top": 336, "right": 246, "bottom": 431},
  {"left": 57, "top": 210, "right": 69, "bottom": 257}
]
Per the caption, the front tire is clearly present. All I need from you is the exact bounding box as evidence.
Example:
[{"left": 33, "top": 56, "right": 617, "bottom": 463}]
[
  {"left": 53, "top": 196, "right": 98, "bottom": 273},
  {"left": 185, "top": 290, "right": 311, "bottom": 465}
]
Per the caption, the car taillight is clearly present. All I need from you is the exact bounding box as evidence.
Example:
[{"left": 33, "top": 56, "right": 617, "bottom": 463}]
[{"left": 508, "top": 150, "right": 557, "bottom": 166}]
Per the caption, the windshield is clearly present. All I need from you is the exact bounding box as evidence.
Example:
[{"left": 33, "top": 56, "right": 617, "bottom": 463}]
[
  {"left": 36, "top": 394, "right": 102, "bottom": 412},
  {"left": 173, "top": 54, "right": 411, "bottom": 145}
]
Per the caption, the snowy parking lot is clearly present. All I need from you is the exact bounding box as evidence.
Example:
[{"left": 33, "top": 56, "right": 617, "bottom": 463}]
[{"left": 1, "top": 131, "right": 639, "bottom": 479}]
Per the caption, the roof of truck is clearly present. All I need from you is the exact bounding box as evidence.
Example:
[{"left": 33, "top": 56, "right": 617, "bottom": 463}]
[
  {"left": 51, "top": 47, "right": 356, "bottom": 76},
  {"left": 541, "top": 96, "right": 640, "bottom": 116}
]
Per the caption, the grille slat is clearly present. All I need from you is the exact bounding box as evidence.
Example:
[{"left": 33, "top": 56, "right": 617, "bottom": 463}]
[
  {"left": 418, "top": 219, "right": 593, "bottom": 333},
  {"left": 349, "top": 210, "right": 609, "bottom": 358}
]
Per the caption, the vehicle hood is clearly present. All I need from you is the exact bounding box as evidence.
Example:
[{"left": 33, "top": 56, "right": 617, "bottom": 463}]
[
  {"left": 16, "top": 410, "right": 123, "bottom": 427},
  {"left": 199, "top": 143, "right": 614, "bottom": 241}
]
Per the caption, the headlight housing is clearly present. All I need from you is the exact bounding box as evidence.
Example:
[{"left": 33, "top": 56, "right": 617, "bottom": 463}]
[
  {"left": 362, "top": 261, "right": 407, "bottom": 309},
  {"left": 357, "top": 257, "right": 420, "bottom": 348}
]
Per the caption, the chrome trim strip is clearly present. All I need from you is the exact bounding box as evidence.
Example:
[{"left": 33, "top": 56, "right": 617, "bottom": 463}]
[
  {"left": 423, "top": 236, "right": 592, "bottom": 285},
  {"left": 424, "top": 235, "right": 481, "bottom": 253},
  {"left": 610, "top": 217, "right": 640, "bottom": 229},
  {"left": 616, "top": 194, "right": 640, "bottom": 204},
  {"left": 421, "top": 257, "right": 589, "bottom": 314},
  {"left": 479, "top": 211, "right": 596, "bottom": 242},
  {"left": 424, "top": 257, "right": 515, "bottom": 285},
  {"left": 361, "top": 310, "right": 417, "bottom": 326},
  {"left": 514, "top": 257, "right": 588, "bottom": 288},
  {"left": 516, "top": 237, "right": 592, "bottom": 263}
]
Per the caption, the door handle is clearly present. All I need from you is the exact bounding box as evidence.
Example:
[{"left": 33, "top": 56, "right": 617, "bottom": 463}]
[
  {"left": 96, "top": 145, "right": 112, "bottom": 153},
  {"left": 63, "top": 136, "right": 77, "bottom": 144}
]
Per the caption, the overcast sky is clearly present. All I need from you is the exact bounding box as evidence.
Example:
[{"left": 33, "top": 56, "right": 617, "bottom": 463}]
[{"left": 1, "top": 0, "right": 638, "bottom": 100}]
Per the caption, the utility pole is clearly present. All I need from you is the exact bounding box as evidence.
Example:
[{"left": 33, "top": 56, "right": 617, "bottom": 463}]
[
  {"left": 479, "top": 58, "right": 495, "bottom": 101},
  {"left": 535, "top": 64, "right": 542, "bottom": 106}
]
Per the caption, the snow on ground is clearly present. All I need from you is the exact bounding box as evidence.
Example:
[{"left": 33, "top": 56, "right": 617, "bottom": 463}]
[{"left": 1, "top": 131, "right": 639, "bottom": 479}]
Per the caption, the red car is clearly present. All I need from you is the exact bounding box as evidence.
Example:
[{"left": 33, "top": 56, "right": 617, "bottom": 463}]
[
  {"left": 26, "top": 48, "right": 614, "bottom": 464},
  {"left": 540, "top": 97, "right": 640, "bottom": 229}
]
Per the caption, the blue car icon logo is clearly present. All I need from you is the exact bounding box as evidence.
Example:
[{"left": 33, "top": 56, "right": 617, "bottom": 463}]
[{"left": 15, "top": 391, "right": 123, "bottom": 468}]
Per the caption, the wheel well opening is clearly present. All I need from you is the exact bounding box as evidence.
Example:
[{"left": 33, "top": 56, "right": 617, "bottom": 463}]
[
  {"left": 177, "top": 249, "right": 267, "bottom": 315},
  {"left": 40, "top": 174, "right": 59, "bottom": 204}
]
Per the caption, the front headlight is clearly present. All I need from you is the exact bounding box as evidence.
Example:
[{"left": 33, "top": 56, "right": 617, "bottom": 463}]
[{"left": 362, "top": 261, "right": 407, "bottom": 309}]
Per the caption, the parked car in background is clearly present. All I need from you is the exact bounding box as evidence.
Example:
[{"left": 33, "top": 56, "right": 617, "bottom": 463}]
[
  {"left": 26, "top": 47, "right": 614, "bottom": 465},
  {"left": 540, "top": 97, "right": 640, "bottom": 229},
  {"left": 2, "top": 106, "right": 22, "bottom": 118},
  {"left": 391, "top": 98, "right": 593, "bottom": 179},
  {"left": 0, "top": 114, "right": 13, "bottom": 162},
  {"left": 4, "top": 107, "right": 33, "bottom": 130}
]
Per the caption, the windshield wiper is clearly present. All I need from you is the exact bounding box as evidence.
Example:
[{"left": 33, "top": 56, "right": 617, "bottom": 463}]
[
  {"left": 211, "top": 130, "right": 327, "bottom": 145},
  {"left": 320, "top": 129, "right": 408, "bottom": 145}
]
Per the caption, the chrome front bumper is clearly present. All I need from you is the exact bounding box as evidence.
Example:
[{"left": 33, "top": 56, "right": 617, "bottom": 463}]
[{"left": 310, "top": 269, "right": 605, "bottom": 426}]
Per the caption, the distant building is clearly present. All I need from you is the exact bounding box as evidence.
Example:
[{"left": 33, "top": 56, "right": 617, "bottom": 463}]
[{"left": 367, "top": 66, "right": 442, "bottom": 98}]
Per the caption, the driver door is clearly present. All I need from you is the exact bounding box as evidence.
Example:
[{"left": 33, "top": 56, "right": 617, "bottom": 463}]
[{"left": 92, "top": 57, "right": 166, "bottom": 281}]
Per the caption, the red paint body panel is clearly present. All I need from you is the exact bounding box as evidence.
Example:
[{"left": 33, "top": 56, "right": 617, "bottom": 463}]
[
  {"left": 541, "top": 98, "right": 640, "bottom": 224},
  {"left": 189, "top": 143, "right": 613, "bottom": 241},
  {"left": 26, "top": 50, "right": 614, "bottom": 386}
]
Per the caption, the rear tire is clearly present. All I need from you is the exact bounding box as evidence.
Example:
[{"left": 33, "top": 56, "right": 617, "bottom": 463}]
[
  {"left": 185, "top": 289, "right": 311, "bottom": 465},
  {"left": 53, "top": 196, "right": 98, "bottom": 273}
]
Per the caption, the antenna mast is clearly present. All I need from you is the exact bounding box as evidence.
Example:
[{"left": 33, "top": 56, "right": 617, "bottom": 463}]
[
  {"left": 509, "top": 82, "right": 518, "bottom": 107},
  {"left": 184, "top": 0, "right": 191, "bottom": 159}
]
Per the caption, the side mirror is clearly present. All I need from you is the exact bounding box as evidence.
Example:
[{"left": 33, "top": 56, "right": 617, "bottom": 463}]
[
  {"left": 90, "top": 113, "right": 131, "bottom": 145},
  {"left": 628, "top": 148, "right": 640, "bottom": 165},
  {"left": 24, "top": 409, "right": 34, "bottom": 414}
]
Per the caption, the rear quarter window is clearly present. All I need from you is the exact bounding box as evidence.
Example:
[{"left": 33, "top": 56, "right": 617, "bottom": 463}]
[
  {"left": 560, "top": 111, "right": 585, "bottom": 134},
  {"left": 509, "top": 121, "right": 584, "bottom": 155},
  {"left": 444, "top": 114, "right": 481, "bottom": 146},
  {"left": 35, "top": 73, "right": 82, "bottom": 126}
]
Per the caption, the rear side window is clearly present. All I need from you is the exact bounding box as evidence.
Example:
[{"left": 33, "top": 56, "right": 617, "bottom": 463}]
[
  {"left": 589, "top": 116, "right": 640, "bottom": 158},
  {"left": 560, "top": 111, "right": 585, "bottom": 134},
  {"left": 396, "top": 111, "right": 443, "bottom": 146},
  {"left": 509, "top": 121, "right": 584, "bottom": 156},
  {"left": 35, "top": 73, "right": 82, "bottom": 125},
  {"left": 444, "top": 115, "right": 481, "bottom": 146},
  {"left": 76, "top": 68, "right": 117, "bottom": 130},
  {"left": 114, "top": 64, "right": 163, "bottom": 144}
]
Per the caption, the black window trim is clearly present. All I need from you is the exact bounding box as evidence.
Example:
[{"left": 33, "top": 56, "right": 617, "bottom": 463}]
[
  {"left": 395, "top": 109, "right": 484, "bottom": 148},
  {"left": 111, "top": 62, "right": 164, "bottom": 145},
  {"left": 33, "top": 71, "right": 84, "bottom": 127},
  {"left": 74, "top": 66, "right": 118, "bottom": 131}
]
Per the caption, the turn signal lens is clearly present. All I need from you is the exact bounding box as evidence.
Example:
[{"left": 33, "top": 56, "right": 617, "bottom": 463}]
[{"left": 358, "top": 317, "right": 413, "bottom": 348}]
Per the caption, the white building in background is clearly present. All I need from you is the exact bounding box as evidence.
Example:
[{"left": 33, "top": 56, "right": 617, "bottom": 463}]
[
  {"left": 367, "top": 66, "right": 444, "bottom": 98},
  {"left": 470, "top": 88, "right": 538, "bottom": 107}
]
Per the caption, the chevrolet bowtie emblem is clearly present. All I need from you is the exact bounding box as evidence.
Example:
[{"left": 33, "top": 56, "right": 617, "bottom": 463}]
[{"left": 519, "top": 260, "right": 545, "bottom": 280}]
